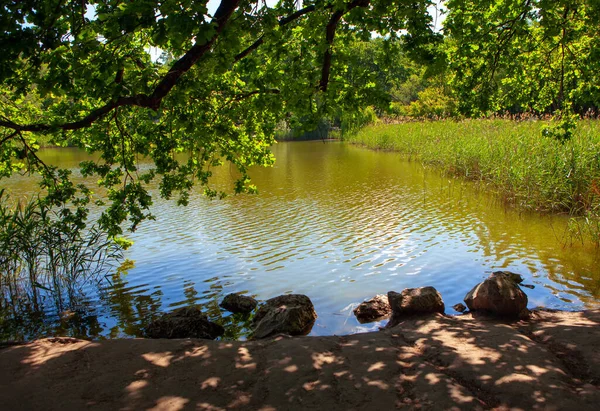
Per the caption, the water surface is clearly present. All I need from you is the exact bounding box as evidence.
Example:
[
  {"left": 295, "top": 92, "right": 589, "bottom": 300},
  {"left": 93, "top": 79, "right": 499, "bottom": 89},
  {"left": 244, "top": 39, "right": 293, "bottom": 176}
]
[{"left": 2, "top": 142, "right": 600, "bottom": 340}]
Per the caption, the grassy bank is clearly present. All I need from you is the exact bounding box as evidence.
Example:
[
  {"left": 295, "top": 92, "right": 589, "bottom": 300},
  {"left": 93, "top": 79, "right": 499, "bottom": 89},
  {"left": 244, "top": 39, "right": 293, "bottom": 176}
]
[{"left": 346, "top": 120, "right": 600, "bottom": 242}]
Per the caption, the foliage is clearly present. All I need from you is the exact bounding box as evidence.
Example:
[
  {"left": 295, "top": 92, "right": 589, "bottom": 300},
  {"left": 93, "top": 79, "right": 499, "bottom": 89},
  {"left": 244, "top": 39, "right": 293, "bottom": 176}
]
[
  {"left": 444, "top": 0, "right": 600, "bottom": 117},
  {"left": 394, "top": 85, "right": 458, "bottom": 118},
  {"left": 340, "top": 105, "right": 378, "bottom": 135},
  {"left": 0, "top": 0, "right": 440, "bottom": 235}
]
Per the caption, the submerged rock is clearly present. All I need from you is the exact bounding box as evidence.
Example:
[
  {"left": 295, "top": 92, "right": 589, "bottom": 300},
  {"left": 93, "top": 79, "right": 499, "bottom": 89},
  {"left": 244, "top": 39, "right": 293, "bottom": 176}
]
[
  {"left": 353, "top": 294, "right": 391, "bottom": 323},
  {"left": 386, "top": 286, "right": 445, "bottom": 328},
  {"left": 464, "top": 271, "right": 528, "bottom": 317},
  {"left": 452, "top": 303, "right": 467, "bottom": 313},
  {"left": 144, "top": 306, "right": 224, "bottom": 339},
  {"left": 251, "top": 294, "right": 317, "bottom": 339},
  {"left": 220, "top": 293, "right": 258, "bottom": 314}
]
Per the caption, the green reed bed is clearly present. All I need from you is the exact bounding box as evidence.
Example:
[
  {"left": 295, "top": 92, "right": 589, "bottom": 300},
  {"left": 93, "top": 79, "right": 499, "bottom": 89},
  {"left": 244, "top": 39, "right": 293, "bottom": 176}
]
[
  {"left": 346, "top": 120, "right": 600, "bottom": 243},
  {"left": 0, "top": 191, "right": 124, "bottom": 338}
]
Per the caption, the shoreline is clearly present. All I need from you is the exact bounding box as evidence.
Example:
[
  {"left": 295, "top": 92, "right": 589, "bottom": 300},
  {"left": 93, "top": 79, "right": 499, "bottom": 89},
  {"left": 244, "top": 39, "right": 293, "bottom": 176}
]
[
  {"left": 2, "top": 308, "right": 599, "bottom": 410},
  {"left": 344, "top": 120, "right": 600, "bottom": 223}
]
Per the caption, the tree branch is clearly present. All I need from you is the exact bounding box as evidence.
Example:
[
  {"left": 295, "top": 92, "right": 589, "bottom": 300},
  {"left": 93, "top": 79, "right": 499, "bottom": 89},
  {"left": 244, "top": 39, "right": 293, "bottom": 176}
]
[
  {"left": 0, "top": 130, "right": 19, "bottom": 147},
  {"left": 234, "top": 4, "right": 319, "bottom": 63},
  {"left": 0, "top": 0, "right": 241, "bottom": 133},
  {"left": 319, "top": 0, "right": 370, "bottom": 92},
  {"left": 149, "top": 0, "right": 240, "bottom": 107}
]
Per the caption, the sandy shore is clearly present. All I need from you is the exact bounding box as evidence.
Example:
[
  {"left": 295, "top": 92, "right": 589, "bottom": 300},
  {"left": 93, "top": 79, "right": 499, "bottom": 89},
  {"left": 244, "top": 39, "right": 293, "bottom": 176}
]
[{"left": 1, "top": 309, "right": 599, "bottom": 410}]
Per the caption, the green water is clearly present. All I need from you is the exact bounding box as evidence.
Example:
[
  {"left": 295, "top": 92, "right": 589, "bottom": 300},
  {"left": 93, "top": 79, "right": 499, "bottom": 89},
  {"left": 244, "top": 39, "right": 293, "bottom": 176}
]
[{"left": 2, "top": 141, "right": 599, "bottom": 341}]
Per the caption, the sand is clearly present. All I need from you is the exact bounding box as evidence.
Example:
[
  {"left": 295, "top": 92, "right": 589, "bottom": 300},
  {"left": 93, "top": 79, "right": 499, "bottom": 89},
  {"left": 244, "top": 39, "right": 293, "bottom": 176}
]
[{"left": 1, "top": 309, "right": 599, "bottom": 410}]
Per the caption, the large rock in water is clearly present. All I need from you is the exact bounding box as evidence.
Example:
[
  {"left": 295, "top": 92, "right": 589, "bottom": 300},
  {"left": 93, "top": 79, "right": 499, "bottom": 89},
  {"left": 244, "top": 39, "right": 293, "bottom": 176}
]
[
  {"left": 464, "top": 271, "right": 528, "bottom": 317},
  {"left": 353, "top": 294, "right": 391, "bottom": 323},
  {"left": 220, "top": 293, "right": 258, "bottom": 314},
  {"left": 251, "top": 294, "right": 317, "bottom": 339},
  {"left": 144, "top": 306, "right": 224, "bottom": 339},
  {"left": 386, "top": 287, "right": 445, "bottom": 328}
]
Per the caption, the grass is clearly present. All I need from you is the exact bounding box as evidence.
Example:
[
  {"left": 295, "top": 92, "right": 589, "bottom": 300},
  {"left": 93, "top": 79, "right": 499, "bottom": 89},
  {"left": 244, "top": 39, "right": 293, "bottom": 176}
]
[
  {"left": 0, "top": 190, "right": 124, "bottom": 337},
  {"left": 345, "top": 119, "right": 600, "bottom": 244}
]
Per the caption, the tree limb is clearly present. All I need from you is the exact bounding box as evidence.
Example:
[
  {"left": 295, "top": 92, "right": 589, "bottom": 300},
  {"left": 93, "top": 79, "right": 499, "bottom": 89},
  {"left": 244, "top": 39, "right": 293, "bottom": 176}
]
[
  {"left": 234, "top": 4, "right": 319, "bottom": 63},
  {"left": 0, "top": 0, "right": 241, "bottom": 133},
  {"left": 319, "top": 0, "right": 370, "bottom": 92},
  {"left": 0, "top": 130, "right": 19, "bottom": 147}
]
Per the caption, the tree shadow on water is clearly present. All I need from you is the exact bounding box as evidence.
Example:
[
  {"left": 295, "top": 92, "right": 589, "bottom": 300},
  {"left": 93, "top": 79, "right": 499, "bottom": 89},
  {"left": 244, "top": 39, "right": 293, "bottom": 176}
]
[{"left": 1, "top": 310, "right": 599, "bottom": 410}]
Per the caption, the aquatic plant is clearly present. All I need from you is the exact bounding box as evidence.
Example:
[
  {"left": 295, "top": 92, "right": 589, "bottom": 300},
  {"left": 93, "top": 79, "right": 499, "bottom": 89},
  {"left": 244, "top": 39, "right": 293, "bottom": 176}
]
[
  {"left": 0, "top": 190, "right": 124, "bottom": 325},
  {"left": 345, "top": 119, "right": 600, "bottom": 245}
]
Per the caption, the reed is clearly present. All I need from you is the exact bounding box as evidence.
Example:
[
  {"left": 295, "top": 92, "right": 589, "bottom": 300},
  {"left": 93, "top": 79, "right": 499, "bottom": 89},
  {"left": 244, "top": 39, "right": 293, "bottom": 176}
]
[
  {"left": 345, "top": 119, "right": 600, "bottom": 244},
  {"left": 0, "top": 190, "right": 123, "bottom": 320}
]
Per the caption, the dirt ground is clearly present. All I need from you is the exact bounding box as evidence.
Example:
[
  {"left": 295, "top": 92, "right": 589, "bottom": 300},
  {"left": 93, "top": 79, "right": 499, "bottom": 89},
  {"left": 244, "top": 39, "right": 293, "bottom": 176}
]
[{"left": 1, "top": 309, "right": 599, "bottom": 410}]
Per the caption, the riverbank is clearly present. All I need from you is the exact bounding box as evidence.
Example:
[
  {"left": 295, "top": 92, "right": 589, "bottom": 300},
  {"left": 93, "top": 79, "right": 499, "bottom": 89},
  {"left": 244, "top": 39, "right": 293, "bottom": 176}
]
[
  {"left": 1, "top": 309, "right": 599, "bottom": 410},
  {"left": 346, "top": 120, "right": 600, "bottom": 218}
]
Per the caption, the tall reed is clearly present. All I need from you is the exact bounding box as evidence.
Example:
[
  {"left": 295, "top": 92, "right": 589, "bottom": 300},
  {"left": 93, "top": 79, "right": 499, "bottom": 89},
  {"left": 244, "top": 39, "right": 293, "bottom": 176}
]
[
  {"left": 345, "top": 119, "right": 600, "bottom": 244},
  {"left": 0, "top": 190, "right": 123, "bottom": 319}
]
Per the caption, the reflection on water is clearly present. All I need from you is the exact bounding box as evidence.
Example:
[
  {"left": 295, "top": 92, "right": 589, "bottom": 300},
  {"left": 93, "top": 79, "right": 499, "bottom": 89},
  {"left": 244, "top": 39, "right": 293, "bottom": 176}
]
[{"left": 2, "top": 142, "right": 600, "bottom": 341}]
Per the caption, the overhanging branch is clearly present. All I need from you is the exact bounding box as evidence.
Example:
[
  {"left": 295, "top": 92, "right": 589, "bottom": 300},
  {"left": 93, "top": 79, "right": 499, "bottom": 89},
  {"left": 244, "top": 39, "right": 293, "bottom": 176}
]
[
  {"left": 0, "top": 0, "right": 240, "bottom": 134},
  {"left": 319, "top": 0, "right": 370, "bottom": 92},
  {"left": 234, "top": 4, "right": 320, "bottom": 63}
]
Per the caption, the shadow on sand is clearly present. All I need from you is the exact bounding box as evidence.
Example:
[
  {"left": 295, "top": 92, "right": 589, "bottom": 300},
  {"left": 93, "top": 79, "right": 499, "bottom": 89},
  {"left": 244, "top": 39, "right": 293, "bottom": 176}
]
[{"left": 1, "top": 309, "right": 599, "bottom": 410}]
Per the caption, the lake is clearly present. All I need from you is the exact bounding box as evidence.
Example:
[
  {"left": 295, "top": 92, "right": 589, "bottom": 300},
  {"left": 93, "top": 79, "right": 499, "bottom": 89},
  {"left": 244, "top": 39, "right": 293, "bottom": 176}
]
[{"left": 2, "top": 141, "right": 600, "bottom": 340}]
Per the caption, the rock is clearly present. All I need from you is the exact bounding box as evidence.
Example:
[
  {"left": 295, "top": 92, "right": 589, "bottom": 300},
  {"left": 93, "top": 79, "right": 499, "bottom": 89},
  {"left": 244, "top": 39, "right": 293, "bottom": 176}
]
[
  {"left": 518, "top": 308, "right": 531, "bottom": 319},
  {"left": 144, "top": 306, "right": 224, "bottom": 339},
  {"left": 464, "top": 272, "right": 528, "bottom": 317},
  {"left": 386, "top": 287, "right": 445, "bottom": 328},
  {"left": 453, "top": 303, "right": 467, "bottom": 313},
  {"left": 251, "top": 294, "right": 317, "bottom": 339},
  {"left": 220, "top": 293, "right": 258, "bottom": 314},
  {"left": 493, "top": 270, "right": 524, "bottom": 284},
  {"left": 353, "top": 294, "right": 391, "bottom": 323}
]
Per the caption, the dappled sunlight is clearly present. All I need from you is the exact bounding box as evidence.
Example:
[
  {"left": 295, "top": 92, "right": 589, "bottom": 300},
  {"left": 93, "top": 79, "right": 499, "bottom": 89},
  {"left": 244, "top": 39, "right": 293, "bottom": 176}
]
[
  {"left": 424, "top": 372, "right": 441, "bottom": 385},
  {"left": 1, "top": 310, "right": 599, "bottom": 409},
  {"left": 180, "top": 344, "right": 210, "bottom": 359},
  {"left": 196, "top": 403, "right": 226, "bottom": 411},
  {"left": 235, "top": 346, "right": 256, "bottom": 370},
  {"left": 126, "top": 379, "right": 149, "bottom": 400},
  {"left": 20, "top": 338, "right": 98, "bottom": 368},
  {"left": 495, "top": 373, "right": 536, "bottom": 385},
  {"left": 312, "top": 351, "right": 341, "bottom": 370},
  {"left": 367, "top": 361, "right": 386, "bottom": 372},
  {"left": 227, "top": 392, "right": 251, "bottom": 408},
  {"left": 142, "top": 351, "right": 174, "bottom": 368},
  {"left": 201, "top": 377, "right": 221, "bottom": 390},
  {"left": 302, "top": 379, "right": 331, "bottom": 391},
  {"left": 148, "top": 396, "right": 189, "bottom": 411},
  {"left": 364, "top": 378, "right": 389, "bottom": 390}
]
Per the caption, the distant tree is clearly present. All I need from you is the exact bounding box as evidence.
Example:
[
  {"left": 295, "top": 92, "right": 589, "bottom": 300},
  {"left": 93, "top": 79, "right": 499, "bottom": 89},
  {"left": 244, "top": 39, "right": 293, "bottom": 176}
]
[{"left": 444, "top": 0, "right": 600, "bottom": 117}]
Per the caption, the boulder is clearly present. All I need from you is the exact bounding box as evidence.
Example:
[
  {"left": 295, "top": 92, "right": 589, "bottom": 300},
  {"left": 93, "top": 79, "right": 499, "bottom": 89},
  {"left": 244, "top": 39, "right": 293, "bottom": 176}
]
[
  {"left": 386, "top": 286, "right": 445, "bottom": 328},
  {"left": 251, "top": 294, "right": 317, "bottom": 339},
  {"left": 452, "top": 303, "right": 467, "bottom": 313},
  {"left": 464, "top": 271, "right": 528, "bottom": 317},
  {"left": 493, "top": 270, "right": 524, "bottom": 284},
  {"left": 220, "top": 293, "right": 258, "bottom": 314},
  {"left": 144, "top": 306, "right": 224, "bottom": 339},
  {"left": 353, "top": 294, "right": 391, "bottom": 323}
]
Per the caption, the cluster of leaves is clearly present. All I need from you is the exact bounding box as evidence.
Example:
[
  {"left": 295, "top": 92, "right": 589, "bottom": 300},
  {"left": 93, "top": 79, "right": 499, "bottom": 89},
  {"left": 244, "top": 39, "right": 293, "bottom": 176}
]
[
  {"left": 444, "top": 0, "right": 600, "bottom": 117},
  {"left": 0, "top": 0, "right": 439, "bottom": 235}
]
